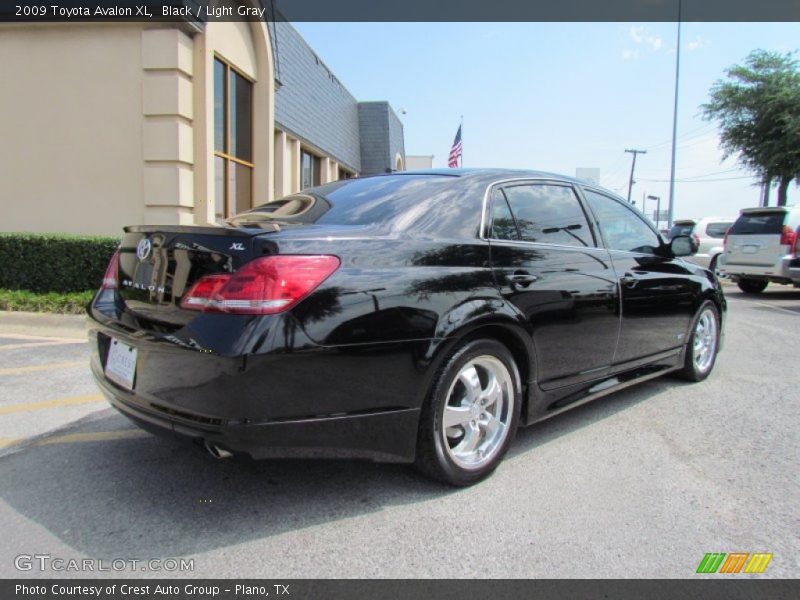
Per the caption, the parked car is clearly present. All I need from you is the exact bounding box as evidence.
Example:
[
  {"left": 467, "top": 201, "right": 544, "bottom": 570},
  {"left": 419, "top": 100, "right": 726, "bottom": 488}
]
[
  {"left": 667, "top": 217, "right": 735, "bottom": 272},
  {"left": 719, "top": 205, "right": 800, "bottom": 293},
  {"left": 88, "top": 169, "right": 725, "bottom": 486}
]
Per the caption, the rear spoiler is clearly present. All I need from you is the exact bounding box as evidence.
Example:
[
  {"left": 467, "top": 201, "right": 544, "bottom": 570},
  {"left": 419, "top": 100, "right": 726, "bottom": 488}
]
[{"left": 740, "top": 207, "right": 788, "bottom": 214}]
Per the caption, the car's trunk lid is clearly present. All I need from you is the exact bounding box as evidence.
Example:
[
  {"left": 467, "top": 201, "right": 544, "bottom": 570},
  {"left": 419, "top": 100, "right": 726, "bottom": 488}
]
[{"left": 117, "top": 226, "right": 265, "bottom": 326}]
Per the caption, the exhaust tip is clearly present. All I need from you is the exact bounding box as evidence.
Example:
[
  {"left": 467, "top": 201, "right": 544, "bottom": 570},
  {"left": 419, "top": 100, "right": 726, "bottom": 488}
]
[{"left": 204, "top": 440, "right": 233, "bottom": 459}]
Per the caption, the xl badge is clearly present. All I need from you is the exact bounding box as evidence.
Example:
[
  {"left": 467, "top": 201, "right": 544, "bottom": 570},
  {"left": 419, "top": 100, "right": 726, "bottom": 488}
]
[{"left": 136, "top": 238, "right": 152, "bottom": 261}]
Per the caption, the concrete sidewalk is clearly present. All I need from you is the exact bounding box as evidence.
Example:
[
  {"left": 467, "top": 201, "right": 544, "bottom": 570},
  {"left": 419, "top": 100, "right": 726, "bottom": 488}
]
[{"left": 0, "top": 310, "right": 87, "bottom": 340}]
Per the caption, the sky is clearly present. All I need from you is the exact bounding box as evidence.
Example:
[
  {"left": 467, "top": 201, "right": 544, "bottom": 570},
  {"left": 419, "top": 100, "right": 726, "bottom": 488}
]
[{"left": 292, "top": 21, "right": 800, "bottom": 225}]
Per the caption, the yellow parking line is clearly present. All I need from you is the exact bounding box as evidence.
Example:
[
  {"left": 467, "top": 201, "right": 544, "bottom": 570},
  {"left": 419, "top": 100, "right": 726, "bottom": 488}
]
[
  {"left": 0, "top": 333, "right": 86, "bottom": 343},
  {"left": 0, "top": 340, "right": 87, "bottom": 351},
  {"left": 0, "top": 429, "right": 150, "bottom": 450},
  {"left": 0, "top": 360, "right": 85, "bottom": 376},
  {"left": 0, "top": 394, "right": 104, "bottom": 415},
  {"left": 38, "top": 430, "right": 150, "bottom": 445}
]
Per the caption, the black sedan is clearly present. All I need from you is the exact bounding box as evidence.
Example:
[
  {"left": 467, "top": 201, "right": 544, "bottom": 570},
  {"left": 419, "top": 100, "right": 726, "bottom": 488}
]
[{"left": 88, "top": 169, "right": 725, "bottom": 486}]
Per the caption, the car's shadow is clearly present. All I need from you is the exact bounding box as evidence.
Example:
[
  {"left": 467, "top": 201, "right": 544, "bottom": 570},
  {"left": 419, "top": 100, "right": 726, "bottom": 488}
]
[{"left": 0, "top": 377, "right": 675, "bottom": 561}]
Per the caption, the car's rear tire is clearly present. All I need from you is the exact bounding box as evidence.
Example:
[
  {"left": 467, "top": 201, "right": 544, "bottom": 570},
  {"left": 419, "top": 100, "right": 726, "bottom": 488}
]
[
  {"left": 676, "top": 301, "right": 720, "bottom": 382},
  {"left": 737, "top": 278, "right": 768, "bottom": 294},
  {"left": 415, "top": 339, "right": 521, "bottom": 486}
]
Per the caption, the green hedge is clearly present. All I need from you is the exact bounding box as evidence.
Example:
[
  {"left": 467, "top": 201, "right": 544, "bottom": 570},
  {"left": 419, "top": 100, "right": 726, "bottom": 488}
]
[
  {"left": 0, "top": 289, "right": 95, "bottom": 314},
  {"left": 0, "top": 233, "right": 120, "bottom": 293}
]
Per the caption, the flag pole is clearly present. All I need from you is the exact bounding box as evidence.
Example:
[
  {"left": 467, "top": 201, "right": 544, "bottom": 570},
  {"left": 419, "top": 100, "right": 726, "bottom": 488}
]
[{"left": 460, "top": 115, "right": 464, "bottom": 167}]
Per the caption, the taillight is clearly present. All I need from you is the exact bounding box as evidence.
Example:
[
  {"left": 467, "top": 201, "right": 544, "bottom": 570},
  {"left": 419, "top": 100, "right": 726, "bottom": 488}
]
[
  {"left": 181, "top": 255, "right": 340, "bottom": 315},
  {"left": 101, "top": 250, "right": 120, "bottom": 290},
  {"left": 779, "top": 224, "right": 796, "bottom": 249},
  {"left": 790, "top": 226, "right": 800, "bottom": 257}
]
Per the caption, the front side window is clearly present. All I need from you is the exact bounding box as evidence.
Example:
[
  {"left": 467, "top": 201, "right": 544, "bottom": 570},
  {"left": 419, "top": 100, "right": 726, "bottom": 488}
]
[
  {"left": 214, "top": 57, "right": 253, "bottom": 220},
  {"left": 500, "top": 184, "right": 594, "bottom": 247},
  {"left": 583, "top": 189, "right": 660, "bottom": 254}
]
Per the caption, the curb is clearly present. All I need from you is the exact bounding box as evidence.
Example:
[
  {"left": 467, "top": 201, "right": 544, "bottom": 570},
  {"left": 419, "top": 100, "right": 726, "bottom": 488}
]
[{"left": 0, "top": 310, "right": 87, "bottom": 340}]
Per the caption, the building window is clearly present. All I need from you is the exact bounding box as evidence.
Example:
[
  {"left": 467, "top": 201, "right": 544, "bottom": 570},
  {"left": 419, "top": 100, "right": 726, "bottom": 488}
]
[
  {"left": 214, "top": 57, "right": 253, "bottom": 219},
  {"left": 338, "top": 168, "right": 352, "bottom": 180},
  {"left": 300, "top": 149, "right": 320, "bottom": 189}
]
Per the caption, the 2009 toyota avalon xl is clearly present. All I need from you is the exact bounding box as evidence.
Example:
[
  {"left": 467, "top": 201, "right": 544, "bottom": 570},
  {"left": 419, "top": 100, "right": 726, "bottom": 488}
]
[{"left": 88, "top": 169, "right": 725, "bottom": 486}]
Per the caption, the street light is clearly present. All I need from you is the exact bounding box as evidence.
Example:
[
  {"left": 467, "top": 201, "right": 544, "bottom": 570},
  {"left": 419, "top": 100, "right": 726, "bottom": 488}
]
[{"left": 647, "top": 194, "right": 661, "bottom": 229}]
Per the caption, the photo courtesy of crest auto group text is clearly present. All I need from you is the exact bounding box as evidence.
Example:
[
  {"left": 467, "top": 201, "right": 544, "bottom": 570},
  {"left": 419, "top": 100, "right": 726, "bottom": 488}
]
[{"left": 0, "top": 0, "right": 798, "bottom": 596}]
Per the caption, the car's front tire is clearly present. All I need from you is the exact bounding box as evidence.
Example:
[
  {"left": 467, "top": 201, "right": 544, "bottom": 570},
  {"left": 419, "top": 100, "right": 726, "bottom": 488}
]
[
  {"left": 737, "top": 278, "right": 768, "bottom": 294},
  {"left": 676, "top": 301, "right": 720, "bottom": 382},
  {"left": 415, "top": 339, "right": 521, "bottom": 486}
]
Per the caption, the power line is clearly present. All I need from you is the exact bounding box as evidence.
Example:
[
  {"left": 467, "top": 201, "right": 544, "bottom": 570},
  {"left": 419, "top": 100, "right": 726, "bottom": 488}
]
[{"left": 638, "top": 175, "right": 754, "bottom": 183}]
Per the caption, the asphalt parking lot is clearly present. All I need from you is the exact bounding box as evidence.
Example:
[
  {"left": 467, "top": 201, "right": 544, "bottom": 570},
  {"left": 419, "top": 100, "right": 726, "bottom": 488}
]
[{"left": 0, "top": 285, "right": 797, "bottom": 579}]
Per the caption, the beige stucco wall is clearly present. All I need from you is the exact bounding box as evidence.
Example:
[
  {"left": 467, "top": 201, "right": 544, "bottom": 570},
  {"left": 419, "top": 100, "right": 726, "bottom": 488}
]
[
  {"left": 0, "top": 24, "right": 147, "bottom": 236},
  {"left": 0, "top": 10, "right": 275, "bottom": 236}
]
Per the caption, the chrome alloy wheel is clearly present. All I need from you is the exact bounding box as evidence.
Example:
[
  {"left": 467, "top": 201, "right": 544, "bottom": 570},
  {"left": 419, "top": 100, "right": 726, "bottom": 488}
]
[
  {"left": 441, "top": 355, "right": 514, "bottom": 470},
  {"left": 693, "top": 308, "right": 718, "bottom": 373}
]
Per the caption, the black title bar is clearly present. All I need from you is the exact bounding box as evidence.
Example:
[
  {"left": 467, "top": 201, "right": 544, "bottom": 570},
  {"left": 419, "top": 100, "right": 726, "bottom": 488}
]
[
  {"left": 4, "top": 579, "right": 800, "bottom": 600},
  {"left": 2, "top": 0, "right": 800, "bottom": 22}
]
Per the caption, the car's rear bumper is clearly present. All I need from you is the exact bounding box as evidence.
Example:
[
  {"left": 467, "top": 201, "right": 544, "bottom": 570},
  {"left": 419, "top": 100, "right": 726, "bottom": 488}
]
[
  {"left": 87, "top": 315, "right": 425, "bottom": 463},
  {"left": 95, "top": 374, "right": 419, "bottom": 462},
  {"left": 720, "top": 255, "right": 800, "bottom": 284}
]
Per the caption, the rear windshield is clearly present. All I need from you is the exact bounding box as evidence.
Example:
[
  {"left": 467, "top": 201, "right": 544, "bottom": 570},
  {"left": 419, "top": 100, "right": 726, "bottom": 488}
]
[
  {"left": 705, "top": 221, "right": 733, "bottom": 238},
  {"left": 668, "top": 222, "right": 694, "bottom": 239},
  {"left": 728, "top": 212, "right": 786, "bottom": 235},
  {"left": 228, "top": 175, "right": 454, "bottom": 228}
]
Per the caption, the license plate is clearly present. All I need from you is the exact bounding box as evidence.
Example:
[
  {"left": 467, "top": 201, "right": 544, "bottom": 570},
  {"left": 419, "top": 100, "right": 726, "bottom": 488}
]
[
  {"left": 105, "top": 338, "right": 137, "bottom": 390},
  {"left": 742, "top": 245, "right": 758, "bottom": 254}
]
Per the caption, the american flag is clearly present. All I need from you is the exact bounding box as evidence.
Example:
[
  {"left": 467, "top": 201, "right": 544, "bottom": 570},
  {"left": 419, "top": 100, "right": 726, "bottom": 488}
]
[{"left": 448, "top": 124, "right": 462, "bottom": 168}]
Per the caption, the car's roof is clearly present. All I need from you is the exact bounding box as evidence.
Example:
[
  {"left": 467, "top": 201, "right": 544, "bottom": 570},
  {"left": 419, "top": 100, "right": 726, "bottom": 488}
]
[{"left": 381, "top": 168, "right": 591, "bottom": 187}]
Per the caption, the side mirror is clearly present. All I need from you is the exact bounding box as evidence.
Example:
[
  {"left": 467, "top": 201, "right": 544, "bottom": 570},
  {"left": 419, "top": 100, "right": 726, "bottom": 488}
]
[{"left": 669, "top": 234, "right": 697, "bottom": 257}]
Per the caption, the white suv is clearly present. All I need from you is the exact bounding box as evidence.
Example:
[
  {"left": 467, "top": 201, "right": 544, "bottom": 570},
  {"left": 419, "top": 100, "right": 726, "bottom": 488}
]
[
  {"left": 668, "top": 217, "right": 735, "bottom": 272},
  {"left": 719, "top": 205, "right": 800, "bottom": 293}
]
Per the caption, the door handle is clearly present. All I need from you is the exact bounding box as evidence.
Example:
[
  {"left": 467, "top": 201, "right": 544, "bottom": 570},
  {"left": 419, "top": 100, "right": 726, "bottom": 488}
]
[
  {"left": 621, "top": 273, "right": 640, "bottom": 288},
  {"left": 509, "top": 271, "right": 539, "bottom": 288}
]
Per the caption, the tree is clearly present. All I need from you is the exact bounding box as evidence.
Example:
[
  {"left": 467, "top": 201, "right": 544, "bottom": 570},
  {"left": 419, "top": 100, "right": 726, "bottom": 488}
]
[{"left": 702, "top": 50, "right": 800, "bottom": 206}]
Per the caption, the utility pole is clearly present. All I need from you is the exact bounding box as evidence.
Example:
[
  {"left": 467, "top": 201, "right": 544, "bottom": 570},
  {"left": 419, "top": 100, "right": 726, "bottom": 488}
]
[{"left": 625, "top": 148, "right": 647, "bottom": 203}]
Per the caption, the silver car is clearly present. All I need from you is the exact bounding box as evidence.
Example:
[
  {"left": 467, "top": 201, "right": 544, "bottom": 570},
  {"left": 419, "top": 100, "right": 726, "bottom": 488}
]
[
  {"left": 720, "top": 206, "right": 800, "bottom": 293},
  {"left": 668, "top": 217, "right": 735, "bottom": 272}
]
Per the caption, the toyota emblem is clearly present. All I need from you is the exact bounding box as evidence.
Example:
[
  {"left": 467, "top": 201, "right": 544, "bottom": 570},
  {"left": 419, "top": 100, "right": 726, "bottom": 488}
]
[{"left": 136, "top": 238, "right": 152, "bottom": 261}]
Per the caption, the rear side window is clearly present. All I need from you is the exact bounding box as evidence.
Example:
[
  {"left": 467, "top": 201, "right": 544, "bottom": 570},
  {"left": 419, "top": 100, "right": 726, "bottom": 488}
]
[
  {"left": 705, "top": 221, "right": 733, "bottom": 238},
  {"left": 490, "top": 188, "right": 519, "bottom": 240},
  {"left": 729, "top": 212, "right": 786, "bottom": 235},
  {"left": 668, "top": 222, "right": 695, "bottom": 239},
  {"left": 583, "top": 189, "right": 661, "bottom": 254},
  {"left": 499, "top": 184, "right": 594, "bottom": 247}
]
